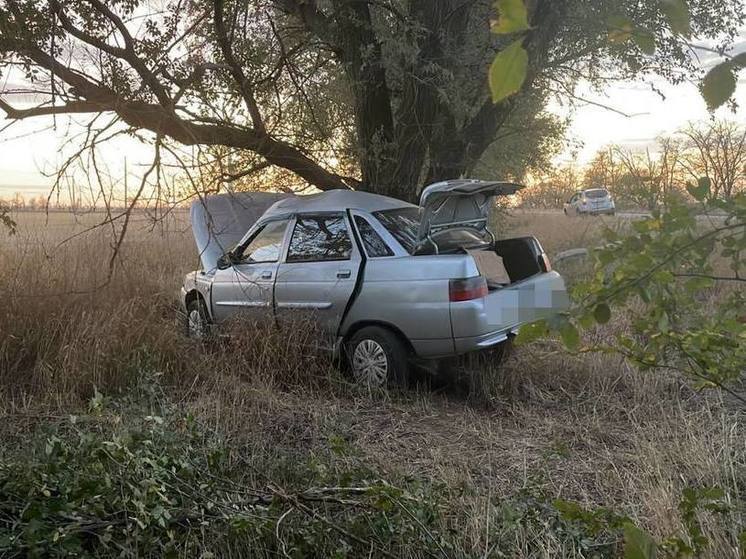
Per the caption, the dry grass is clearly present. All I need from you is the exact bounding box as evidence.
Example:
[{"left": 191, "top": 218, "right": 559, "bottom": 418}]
[{"left": 1, "top": 210, "right": 743, "bottom": 557}]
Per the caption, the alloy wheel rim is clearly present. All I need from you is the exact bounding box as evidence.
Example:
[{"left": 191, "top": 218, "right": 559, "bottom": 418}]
[
  {"left": 352, "top": 339, "right": 388, "bottom": 386},
  {"left": 188, "top": 309, "right": 204, "bottom": 338}
]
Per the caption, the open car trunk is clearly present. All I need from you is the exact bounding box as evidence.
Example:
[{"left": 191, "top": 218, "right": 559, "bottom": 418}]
[
  {"left": 416, "top": 180, "right": 545, "bottom": 286},
  {"left": 417, "top": 179, "right": 522, "bottom": 251},
  {"left": 464, "top": 236, "right": 548, "bottom": 290},
  {"left": 490, "top": 236, "right": 546, "bottom": 285}
]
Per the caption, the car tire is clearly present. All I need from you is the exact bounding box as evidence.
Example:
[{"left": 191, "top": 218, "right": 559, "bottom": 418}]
[
  {"left": 185, "top": 297, "right": 211, "bottom": 339},
  {"left": 346, "top": 326, "right": 410, "bottom": 388}
]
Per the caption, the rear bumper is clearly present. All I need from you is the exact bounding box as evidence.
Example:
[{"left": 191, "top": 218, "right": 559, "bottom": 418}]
[
  {"left": 579, "top": 207, "right": 614, "bottom": 215},
  {"left": 448, "top": 271, "right": 568, "bottom": 353},
  {"left": 453, "top": 326, "right": 518, "bottom": 354},
  {"left": 406, "top": 272, "right": 568, "bottom": 359}
]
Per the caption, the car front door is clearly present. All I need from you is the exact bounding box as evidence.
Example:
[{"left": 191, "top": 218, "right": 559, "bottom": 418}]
[
  {"left": 210, "top": 219, "right": 290, "bottom": 323},
  {"left": 274, "top": 213, "right": 362, "bottom": 340}
]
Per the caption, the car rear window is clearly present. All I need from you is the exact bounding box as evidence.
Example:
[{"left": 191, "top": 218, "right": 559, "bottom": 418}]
[
  {"left": 373, "top": 208, "right": 487, "bottom": 255},
  {"left": 373, "top": 208, "right": 421, "bottom": 254},
  {"left": 584, "top": 189, "right": 609, "bottom": 199},
  {"left": 286, "top": 214, "right": 352, "bottom": 262},
  {"left": 354, "top": 215, "right": 393, "bottom": 257}
]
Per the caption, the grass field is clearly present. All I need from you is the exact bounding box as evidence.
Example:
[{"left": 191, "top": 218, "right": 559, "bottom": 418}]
[{"left": 0, "top": 209, "right": 743, "bottom": 557}]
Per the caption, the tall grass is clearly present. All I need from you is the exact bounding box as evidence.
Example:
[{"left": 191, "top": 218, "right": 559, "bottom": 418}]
[{"left": 0, "top": 211, "right": 743, "bottom": 557}]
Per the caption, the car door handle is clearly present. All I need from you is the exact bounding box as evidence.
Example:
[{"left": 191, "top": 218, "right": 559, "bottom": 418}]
[
  {"left": 336, "top": 269, "right": 351, "bottom": 279},
  {"left": 261, "top": 270, "right": 273, "bottom": 280}
]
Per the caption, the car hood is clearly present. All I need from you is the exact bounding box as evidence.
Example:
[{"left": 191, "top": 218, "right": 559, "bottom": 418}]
[
  {"left": 417, "top": 179, "right": 523, "bottom": 242},
  {"left": 191, "top": 191, "right": 293, "bottom": 270}
]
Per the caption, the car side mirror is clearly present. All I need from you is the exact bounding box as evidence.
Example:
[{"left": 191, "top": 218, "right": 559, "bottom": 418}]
[{"left": 217, "top": 252, "right": 234, "bottom": 270}]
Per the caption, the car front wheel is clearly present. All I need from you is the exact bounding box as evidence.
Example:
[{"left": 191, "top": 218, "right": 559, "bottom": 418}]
[
  {"left": 346, "top": 326, "right": 409, "bottom": 388},
  {"left": 185, "top": 298, "right": 210, "bottom": 339}
]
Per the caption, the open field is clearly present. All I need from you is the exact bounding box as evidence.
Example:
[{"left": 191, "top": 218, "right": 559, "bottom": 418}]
[{"left": 0, "top": 210, "right": 743, "bottom": 557}]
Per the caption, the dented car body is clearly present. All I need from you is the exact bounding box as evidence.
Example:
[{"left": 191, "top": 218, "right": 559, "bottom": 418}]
[{"left": 181, "top": 180, "right": 568, "bottom": 385}]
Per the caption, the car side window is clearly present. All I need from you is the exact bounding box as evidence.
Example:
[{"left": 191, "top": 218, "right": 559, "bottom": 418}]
[
  {"left": 287, "top": 214, "right": 352, "bottom": 262},
  {"left": 354, "top": 215, "right": 393, "bottom": 257},
  {"left": 238, "top": 219, "right": 289, "bottom": 263}
]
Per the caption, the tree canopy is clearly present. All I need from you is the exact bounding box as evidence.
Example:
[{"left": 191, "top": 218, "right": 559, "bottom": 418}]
[{"left": 0, "top": 0, "right": 743, "bottom": 201}]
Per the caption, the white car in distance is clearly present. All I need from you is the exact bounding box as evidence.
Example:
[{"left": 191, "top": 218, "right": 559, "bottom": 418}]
[{"left": 564, "top": 188, "right": 615, "bottom": 216}]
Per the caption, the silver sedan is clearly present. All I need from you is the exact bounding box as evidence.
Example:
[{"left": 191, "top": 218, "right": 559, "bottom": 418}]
[{"left": 181, "top": 180, "right": 568, "bottom": 386}]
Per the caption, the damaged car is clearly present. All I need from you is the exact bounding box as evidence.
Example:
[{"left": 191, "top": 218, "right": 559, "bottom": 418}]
[{"left": 181, "top": 180, "right": 569, "bottom": 386}]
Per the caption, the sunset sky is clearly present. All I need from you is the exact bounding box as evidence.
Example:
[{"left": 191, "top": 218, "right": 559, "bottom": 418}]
[{"left": 2, "top": 32, "right": 746, "bottom": 200}]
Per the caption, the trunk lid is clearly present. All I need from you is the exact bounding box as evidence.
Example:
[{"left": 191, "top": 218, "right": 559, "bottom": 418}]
[
  {"left": 191, "top": 191, "right": 293, "bottom": 270},
  {"left": 417, "top": 179, "right": 522, "bottom": 245}
]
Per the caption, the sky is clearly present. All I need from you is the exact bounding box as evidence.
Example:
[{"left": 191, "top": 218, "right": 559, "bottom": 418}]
[
  {"left": 2, "top": 31, "right": 746, "bottom": 200},
  {"left": 553, "top": 66, "right": 746, "bottom": 165}
]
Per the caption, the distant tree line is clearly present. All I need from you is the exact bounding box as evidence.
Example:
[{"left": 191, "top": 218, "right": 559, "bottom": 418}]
[
  {"left": 0, "top": 192, "right": 88, "bottom": 211},
  {"left": 520, "top": 120, "right": 746, "bottom": 210}
]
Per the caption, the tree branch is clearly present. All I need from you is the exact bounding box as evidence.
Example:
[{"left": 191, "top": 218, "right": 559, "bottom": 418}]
[
  {"left": 49, "top": 0, "right": 172, "bottom": 107},
  {"left": 672, "top": 272, "right": 746, "bottom": 283},
  {"left": 0, "top": 98, "right": 104, "bottom": 119},
  {"left": 213, "top": 0, "right": 265, "bottom": 133},
  {"left": 10, "top": 43, "right": 352, "bottom": 190}
]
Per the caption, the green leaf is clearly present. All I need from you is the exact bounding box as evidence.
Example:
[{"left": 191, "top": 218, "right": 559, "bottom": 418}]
[
  {"left": 593, "top": 303, "right": 612, "bottom": 324},
  {"left": 559, "top": 320, "right": 580, "bottom": 351},
  {"left": 660, "top": 0, "right": 691, "bottom": 36},
  {"left": 701, "top": 62, "right": 736, "bottom": 111},
  {"left": 607, "top": 15, "right": 635, "bottom": 44},
  {"left": 624, "top": 522, "right": 658, "bottom": 559},
  {"left": 578, "top": 312, "right": 596, "bottom": 329},
  {"left": 492, "top": 0, "right": 530, "bottom": 34},
  {"left": 515, "top": 319, "right": 548, "bottom": 345},
  {"left": 633, "top": 29, "right": 656, "bottom": 55},
  {"left": 489, "top": 39, "right": 528, "bottom": 104},
  {"left": 686, "top": 176, "right": 711, "bottom": 201},
  {"left": 638, "top": 286, "right": 651, "bottom": 303},
  {"left": 652, "top": 270, "right": 674, "bottom": 284},
  {"left": 658, "top": 312, "right": 669, "bottom": 333}
]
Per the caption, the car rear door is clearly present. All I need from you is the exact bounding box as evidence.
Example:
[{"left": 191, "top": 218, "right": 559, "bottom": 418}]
[
  {"left": 274, "top": 212, "right": 362, "bottom": 338},
  {"left": 210, "top": 219, "right": 290, "bottom": 323}
]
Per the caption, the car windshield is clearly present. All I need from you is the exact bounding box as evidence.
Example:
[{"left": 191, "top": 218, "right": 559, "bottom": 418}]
[
  {"left": 584, "top": 189, "right": 609, "bottom": 199},
  {"left": 373, "top": 207, "right": 488, "bottom": 255}
]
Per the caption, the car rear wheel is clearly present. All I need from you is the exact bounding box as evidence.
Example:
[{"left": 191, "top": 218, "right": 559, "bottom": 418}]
[
  {"left": 347, "top": 326, "right": 409, "bottom": 388},
  {"left": 185, "top": 298, "right": 210, "bottom": 339}
]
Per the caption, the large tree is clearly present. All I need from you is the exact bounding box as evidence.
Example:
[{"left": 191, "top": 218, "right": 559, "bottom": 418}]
[
  {"left": 0, "top": 0, "right": 742, "bottom": 202},
  {"left": 681, "top": 120, "right": 746, "bottom": 200}
]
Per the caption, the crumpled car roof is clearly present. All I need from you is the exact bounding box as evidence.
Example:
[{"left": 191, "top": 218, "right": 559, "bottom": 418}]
[{"left": 261, "top": 189, "right": 413, "bottom": 219}]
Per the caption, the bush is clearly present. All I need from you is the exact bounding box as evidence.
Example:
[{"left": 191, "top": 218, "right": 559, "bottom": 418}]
[{"left": 0, "top": 379, "right": 627, "bottom": 558}]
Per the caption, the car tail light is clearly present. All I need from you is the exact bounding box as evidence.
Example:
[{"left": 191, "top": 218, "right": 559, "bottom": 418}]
[
  {"left": 538, "top": 252, "right": 552, "bottom": 272},
  {"left": 449, "top": 276, "right": 488, "bottom": 302}
]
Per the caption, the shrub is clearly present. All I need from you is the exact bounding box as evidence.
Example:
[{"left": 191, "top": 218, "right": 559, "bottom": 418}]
[{"left": 0, "top": 381, "right": 627, "bottom": 558}]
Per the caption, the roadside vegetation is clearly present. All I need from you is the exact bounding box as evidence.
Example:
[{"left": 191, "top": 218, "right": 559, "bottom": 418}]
[
  {"left": 1, "top": 210, "right": 743, "bottom": 557},
  {"left": 1, "top": 0, "right": 745, "bottom": 556}
]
